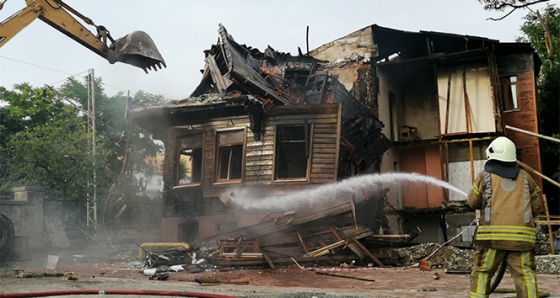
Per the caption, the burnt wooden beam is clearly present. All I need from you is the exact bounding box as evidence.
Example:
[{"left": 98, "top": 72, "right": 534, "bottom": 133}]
[
  {"left": 349, "top": 236, "right": 385, "bottom": 268},
  {"left": 204, "top": 199, "right": 354, "bottom": 242},
  {"left": 315, "top": 271, "right": 376, "bottom": 282},
  {"left": 205, "top": 55, "right": 232, "bottom": 93},
  {"left": 262, "top": 251, "right": 275, "bottom": 269}
]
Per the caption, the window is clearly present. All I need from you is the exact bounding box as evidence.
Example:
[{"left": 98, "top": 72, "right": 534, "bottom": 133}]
[
  {"left": 275, "top": 125, "right": 309, "bottom": 180},
  {"left": 177, "top": 134, "right": 203, "bottom": 185},
  {"left": 501, "top": 76, "right": 518, "bottom": 111},
  {"left": 216, "top": 130, "right": 244, "bottom": 181}
]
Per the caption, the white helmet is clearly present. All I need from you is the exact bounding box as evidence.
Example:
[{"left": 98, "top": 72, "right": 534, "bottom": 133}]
[{"left": 486, "top": 136, "right": 517, "bottom": 162}]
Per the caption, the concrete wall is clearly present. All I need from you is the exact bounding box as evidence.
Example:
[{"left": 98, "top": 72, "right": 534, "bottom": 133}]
[{"left": 0, "top": 187, "right": 47, "bottom": 257}]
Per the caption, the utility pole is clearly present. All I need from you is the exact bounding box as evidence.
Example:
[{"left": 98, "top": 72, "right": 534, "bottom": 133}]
[{"left": 86, "top": 68, "right": 97, "bottom": 226}]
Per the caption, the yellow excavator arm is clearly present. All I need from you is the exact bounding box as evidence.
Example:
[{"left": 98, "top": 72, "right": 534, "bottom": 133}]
[{"left": 0, "top": 0, "right": 166, "bottom": 73}]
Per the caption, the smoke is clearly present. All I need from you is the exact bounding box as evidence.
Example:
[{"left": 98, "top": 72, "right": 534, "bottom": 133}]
[{"left": 225, "top": 172, "right": 468, "bottom": 211}]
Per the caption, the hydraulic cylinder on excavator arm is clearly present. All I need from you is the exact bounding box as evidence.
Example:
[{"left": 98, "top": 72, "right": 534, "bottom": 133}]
[{"left": 0, "top": 0, "right": 166, "bottom": 73}]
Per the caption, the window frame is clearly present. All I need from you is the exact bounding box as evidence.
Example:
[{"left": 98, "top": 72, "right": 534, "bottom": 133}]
[
  {"left": 176, "top": 133, "right": 204, "bottom": 186},
  {"left": 500, "top": 75, "right": 519, "bottom": 112},
  {"left": 273, "top": 123, "right": 312, "bottom": 182},
  {"left": 215, "top": 128, "right": 246, "bottom": 184}
]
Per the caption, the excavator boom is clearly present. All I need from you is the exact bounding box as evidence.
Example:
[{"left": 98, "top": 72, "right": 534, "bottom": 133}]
[{"left": 0, "top": 0, "right": 166, "bottom": 73}]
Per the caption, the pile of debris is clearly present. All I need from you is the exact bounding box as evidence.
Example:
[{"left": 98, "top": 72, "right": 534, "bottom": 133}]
[
  {"left": 138, "top": 198, "right": 560, "bottom": 275},
  {"left": 140, "top": 198, "right": 421, "bottom": 271},
  {"left": 385, "top": 235, "right": 560, "bottom": 274},
  {"left": 195, "top": 199, "right": 394, "bottom": 269},
  {"left": 388, "top": 243, "right": 474, "bottom": 270}
]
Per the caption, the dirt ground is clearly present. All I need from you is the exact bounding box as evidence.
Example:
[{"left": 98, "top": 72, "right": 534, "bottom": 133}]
[{"left": 1, "top": 243, "right": 560, "bottom": 298}]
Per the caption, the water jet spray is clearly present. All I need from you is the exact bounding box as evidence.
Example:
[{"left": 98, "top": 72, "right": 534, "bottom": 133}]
[{"left": 223, "top": 172, "right": 468, "bottom": 211}]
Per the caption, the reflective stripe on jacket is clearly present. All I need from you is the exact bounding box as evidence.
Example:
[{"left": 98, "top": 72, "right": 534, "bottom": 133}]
[{"left": 468, "top": 169, "right": 541, "bottom": 251}]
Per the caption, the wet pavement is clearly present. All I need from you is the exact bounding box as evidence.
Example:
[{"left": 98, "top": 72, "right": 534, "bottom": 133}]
[
  {"left": 1, "top": 263, "right": 560, "bottom": 297},
  {"left": 1, "top": 241, "right": 559, "bottom": 298}
]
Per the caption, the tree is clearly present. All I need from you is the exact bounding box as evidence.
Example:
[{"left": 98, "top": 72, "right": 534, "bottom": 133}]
[
  {"left": 478, "top": 0, "right": 551, "bottom": 20},
  {"left": 58, "top": 78, "right": 163, "bottom": 227},
  {"left": 518, "top": 5, "right": 559, "bottom": 65},
  {"left": 0, "top": 77, "right": 164, "bottom": 230}
]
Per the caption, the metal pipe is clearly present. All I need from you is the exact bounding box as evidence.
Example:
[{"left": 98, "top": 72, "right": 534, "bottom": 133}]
[{"left": 506, "top": 125, "right": 560, "bottom": 143}]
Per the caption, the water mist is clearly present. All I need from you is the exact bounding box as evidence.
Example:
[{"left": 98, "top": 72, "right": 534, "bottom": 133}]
[{"left": 226, "top": 172, "right": 468, "bottom": 211}]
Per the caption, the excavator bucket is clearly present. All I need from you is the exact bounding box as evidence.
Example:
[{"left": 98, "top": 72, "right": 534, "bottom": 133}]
[{"left": 111, "top": 31, "right": 166, "bottom": 73}]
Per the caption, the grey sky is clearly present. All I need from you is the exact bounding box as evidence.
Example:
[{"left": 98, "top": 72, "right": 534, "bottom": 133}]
[{"left": 0, "top": 0, "right": 555, "bottom": 100}]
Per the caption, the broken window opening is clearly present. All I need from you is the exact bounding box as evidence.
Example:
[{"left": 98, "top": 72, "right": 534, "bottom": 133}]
[
  {"left": 284, "top": 69, "right": 309, "bottom": 87},
  {"left": 216, "top": 130, "right": 244, "bottom": 182},
  {"left": 274, "top": 124, "right": 310, "bottom": 180},
  {"left": 177, "top": 134, "right": 203, "bottom": 185},
  {"left": 501, "top": 75, "right": 518, "bottom": 111}
]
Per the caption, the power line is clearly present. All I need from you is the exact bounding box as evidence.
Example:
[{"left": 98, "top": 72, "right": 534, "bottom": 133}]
[
  {"left": 49, "top": 71, "right": 88, "bottom": 86},
  {"left": 0, "top": 55, "right": 128, "bottom": 93},
  {"left": 0, "top": 55, "right": 75, "bottom": 76}
]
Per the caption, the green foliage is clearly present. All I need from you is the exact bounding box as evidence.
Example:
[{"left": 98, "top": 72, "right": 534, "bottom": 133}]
[
  {"left": 518, "top": 5, "right": 560, "bottom": 65},
  {"left": 178, "top": 158, "right": 188, "bottom": 182},
  {"left": 9, "top": 118, "right": 108, "bottom": 198},
  {"left": 0, "top": 77, "right": 164, "bottom": 229},
  {"left": 0, "top": 84, "right": 107, "bottom": 205},
  {"left": 518, "top": 6, "right": 560, "bottom": 184}
]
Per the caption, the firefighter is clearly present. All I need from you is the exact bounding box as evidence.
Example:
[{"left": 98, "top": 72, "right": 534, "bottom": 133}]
[{"left": 468, "top": 136, "right": 542, "bottom": 298}]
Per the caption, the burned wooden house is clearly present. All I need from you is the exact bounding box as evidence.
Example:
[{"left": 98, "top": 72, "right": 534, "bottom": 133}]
[
  {"left": 130, "top": 24, "right": 392, "bottom": 242},
  {"left": 306, "top": 25, "right": 542, "bottom": 245},
  {"left": 130, "top": 24, "right": 543, "bottom": 247}
]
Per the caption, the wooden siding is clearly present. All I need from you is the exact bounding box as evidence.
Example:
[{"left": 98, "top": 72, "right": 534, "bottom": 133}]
[{"left": 165, "top": 104, "right": 342, "bottom": 201}]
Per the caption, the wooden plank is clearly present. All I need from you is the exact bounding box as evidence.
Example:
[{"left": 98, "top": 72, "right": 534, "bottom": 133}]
[
  {"left": 246, "top": 150, "right": 274, "bottom": 156},
  {"left": 262, "top": 251, "right": 275, "bottom": 269},
  {"left": 313, "top": 139, "right": 338, "bottom": 145},
  {"left": 288, "top": 200, "right": 353, "bottom": 226},
  {"left": 315, "top": 271, "right": 376, "bottom": 282},
  {"left": 310, "top": 179, "right": 336, "bottom": 184},
  {"left": 312, "top": 164, "right": 336, "bottom": 169},
  {"left": 245, "top": 162, "right": 273, "bottom": 168},
  {"left": 205, "top": 55, "right": 228, "bottom": 93},
  {"left": 195, "top": 278, "right": 250, "bottom": 285},
  {"left": 313, "top": 128, "right": 339, "bottom": 134},
  {"left": 261, "top": 247, "right": 303, "bottom": 258},
  {"left": 245, "top": 164, "right": 273, "bottom": 171},
  {"left": 311, "top": 158, "right": 337, "bottom": 164},
  {"left": 345, "top": 241, "right": 368, "bottom": 259},
  {"left": 311, "top": 148, "right": 337, "bottom": 154},
  {"left": 349, "top": 236, "right": 384, "bottom": 267},
  {"left": 310, "top": 173, "right": 336, "bottom": 179},
  {"left": 338, "top": 225, "right": 375, "bottom": 240},
  {"left": 305, "top": 240, "right": 347, "bottom": 257}
]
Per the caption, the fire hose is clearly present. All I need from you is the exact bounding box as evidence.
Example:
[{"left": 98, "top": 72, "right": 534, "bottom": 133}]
[
  {"left": 0, "top": 290, "right": 237, "bottom": 298},
  {"left": 489, "top": 256, "right": 550, "bottom": 297},
  {"left": 467, "top": 221, "right": 549, "bottom": 297},
  {"left": 421, "top": 218, "right": 549, "bottom": 297}
]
